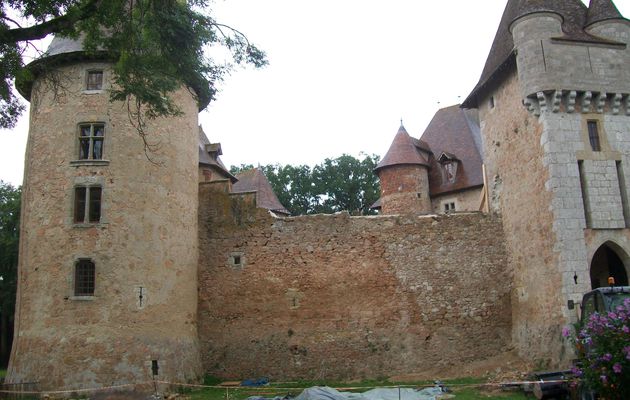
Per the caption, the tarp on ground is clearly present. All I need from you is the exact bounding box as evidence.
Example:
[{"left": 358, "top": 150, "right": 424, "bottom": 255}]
[{"left": 249, "top": 386, "right": 452, "bottom": 400}]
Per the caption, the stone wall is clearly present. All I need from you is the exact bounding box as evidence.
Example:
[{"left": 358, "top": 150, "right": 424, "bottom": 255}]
[
  {"left": 198, "top": 184, "right": 511, "bottom": 380},
  {"left": 431, "top": 187, "right": 483, "bottom": 214},
  {"left": 378, "top": 165, "right": 431, "bottom": 214},
  {"left": 477, "top": 72, "right": 565, "bottom": 367}
]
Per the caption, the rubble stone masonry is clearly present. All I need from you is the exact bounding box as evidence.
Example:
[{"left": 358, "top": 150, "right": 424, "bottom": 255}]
[{"left": 198, "top": 184, "right": 511, "bottom": 380}]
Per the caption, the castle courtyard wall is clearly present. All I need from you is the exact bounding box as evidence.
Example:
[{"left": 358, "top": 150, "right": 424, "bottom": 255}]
[{"left": 198, "top": 184, "right": 511, "bottom": 380}]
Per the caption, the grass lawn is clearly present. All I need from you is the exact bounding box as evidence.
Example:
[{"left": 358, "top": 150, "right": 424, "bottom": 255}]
[{"left": 182, "top": 377, "right": 528, "bottom": 400}]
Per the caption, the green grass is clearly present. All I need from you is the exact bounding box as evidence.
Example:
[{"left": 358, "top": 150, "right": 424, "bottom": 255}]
[
  {"left": 184, "top": 377, "right": 528, "bottom": 400},
  {"left": 0, "top": 369, "right": 6, "bottom": 379}
]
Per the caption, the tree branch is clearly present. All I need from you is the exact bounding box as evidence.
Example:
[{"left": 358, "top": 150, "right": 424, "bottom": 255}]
[{"left": 0, "top": 0, "right": 103, "bottom": 44}]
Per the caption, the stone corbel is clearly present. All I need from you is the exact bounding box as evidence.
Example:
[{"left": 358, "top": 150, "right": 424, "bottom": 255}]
[
  {"left": 524, "top": 97, "right": 539, "bottom": 116},
  {"left": 567, "top": 91, "right": 577, "bottom": 113},
  {"left": 537, "top": 92, "right": 547, "bottom": 114},
  {"left": 612, "top": 93, "right": 622, "bottom": 115},
  {"left": 551, "top": 90, "right": 562, "bottom": 113},
  {"left": 582, "top": 91, "right": 592, "bottom": 113},
  {"left": 595, "top": 92, "right": 606, "bottom": 113}
]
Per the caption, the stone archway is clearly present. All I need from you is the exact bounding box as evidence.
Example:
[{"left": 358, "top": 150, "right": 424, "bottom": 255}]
[{"left": 590, "top": 242, "right": 629, "bottom": 289}]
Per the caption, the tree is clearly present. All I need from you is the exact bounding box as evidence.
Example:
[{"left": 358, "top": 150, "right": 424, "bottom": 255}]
[
  {"left": 0, "top": 182, "right": 20, "bottom": 367},
  {"left": 230, "top": 153, "right": 381, "bottom": 216},
  {"left": 0, "top": 0, "right": 266, "bottom": 132}
]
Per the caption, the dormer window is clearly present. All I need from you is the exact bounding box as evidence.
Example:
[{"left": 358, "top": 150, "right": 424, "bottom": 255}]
[{"left": 438, "top": 153, "right": 459, "bottom": 184}]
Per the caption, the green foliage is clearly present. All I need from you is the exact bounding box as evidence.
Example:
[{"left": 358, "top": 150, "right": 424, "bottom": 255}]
[
  {"left": 230, "top": 153, "right": 381, "bottom": 216},
  {"left": 0, "top": 0, "right": 267, "bottom": 130},
  {"left": 0, "top": 181, "right": 20, "bottom": 365},
  {"left": 568, "top": 298, "right": 630, "bottom": 399}
]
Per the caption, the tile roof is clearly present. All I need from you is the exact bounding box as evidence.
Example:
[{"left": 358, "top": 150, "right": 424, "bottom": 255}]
[
  {"left": 420, "top": 105, "right": 484, "bottom": 196},
  {"left": 374, "top": 124, "right": 430, "bottom": 171},
  {"left": 198, "top": 127, "right": 237, "bottom": 183},
  {"left": 232, "top": 168, "right": 291, "bottom": 216},
  {"left": 586, "top": 0, "right": 626, "bottom": 26},
  {"left": 462, "top": 0, "right": 624, "bottom": 108}
]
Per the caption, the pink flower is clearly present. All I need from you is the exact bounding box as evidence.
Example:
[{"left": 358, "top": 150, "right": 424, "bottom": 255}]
[
  {"left": 562, "top": 326, "right": 571, "bottom": 338},
  {"left": 612, "top": 363, "right": 622, "bottom": 374}
]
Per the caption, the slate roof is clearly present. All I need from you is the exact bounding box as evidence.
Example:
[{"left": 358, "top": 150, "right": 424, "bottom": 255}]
[
  {"left": 586, "top": 0, "right": 626, "bottom": 26},
  {"left": 421, "top": 105, "right": 484, "bottom": 196},
  {"left": 198, "top": 127, "right": 237, "bottom": 183},
  {"left": 462, "top": 0, "right": 625, "bottom": 108},
  {"left": 16, "top": 36, "right": 212, "bottom": 110},
  {"left": 232, "top": 168, "right": 291, "bottom": 216},
  {"left": 374, "top": 124, "right": 430, "bottom": 171}
]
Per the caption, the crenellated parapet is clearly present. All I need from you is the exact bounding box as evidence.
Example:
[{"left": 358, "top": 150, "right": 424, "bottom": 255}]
[{"left": 523, "top": 90, "right": 630, "bottom": 116}]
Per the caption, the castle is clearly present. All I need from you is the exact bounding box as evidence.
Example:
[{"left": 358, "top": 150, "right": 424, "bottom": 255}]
[{"left": 5, "top": 0, "right": 630, "bottom": 392}]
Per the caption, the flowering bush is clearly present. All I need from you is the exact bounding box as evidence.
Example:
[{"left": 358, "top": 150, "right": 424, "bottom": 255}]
[{"left": 565, "top": 298, "right": 630, "bottom": 399}]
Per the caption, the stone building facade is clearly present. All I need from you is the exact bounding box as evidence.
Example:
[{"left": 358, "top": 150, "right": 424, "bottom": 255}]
[
  {"left": 5, "top": 0, "right": 630, "bottom": 392},
  {"left": 462, "top": 0, "right": 630, "bottom": 363}
]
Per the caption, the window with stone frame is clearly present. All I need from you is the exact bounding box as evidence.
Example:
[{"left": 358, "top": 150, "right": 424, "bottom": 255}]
[
  {"left": 587, "top": 120, "right": 601, "bottom": 152},
  {"left": 86, "top": 70, "right": 103, "bottom": 91},
  {"left": 78, "top": 123, "right": 105, "bottom": 160},
  {"left": 444, "top": 202, "right": 456, "bottom": 212},
  {"left": 74, "top": 259, "right": 95, "bottom": 296},
  {"left": 74, "top": 186, "right": 102, "bottom": 223}
]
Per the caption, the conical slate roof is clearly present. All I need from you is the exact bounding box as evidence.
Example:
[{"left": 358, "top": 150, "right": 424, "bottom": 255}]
[
  {"left": 374, "top": 124, "right": 430, "bottom": 172},
  {"left": 232, "top": 168, "right": 290, "bottom": 216},
  {"left": 586, "top": 0, "right": 626, "bottom": 26},
  {"left": 462, "top": 0, "right": 622, "bottom": 108}
]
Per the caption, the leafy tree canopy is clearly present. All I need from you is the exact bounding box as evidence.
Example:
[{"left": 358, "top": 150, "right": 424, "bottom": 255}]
[
  {"left": 0, "top": 181, "right": 20, "bottom": 365},
  {"left": 231, "top": 153, "right": 381, "bottom": 216},
  {"left": 0, "top": 0, "right": 267, "bottom": 130}
]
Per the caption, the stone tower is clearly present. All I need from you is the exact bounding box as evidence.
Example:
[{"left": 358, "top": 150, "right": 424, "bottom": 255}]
[
  {"left": 6, "top": 37, "right": 204, "bottom": 390},
  {"left": 374, "top": 124, "right": 432, "bottom": 214},
  {"left": 463, "top": 0, "right": 630, "bottom": 366}
]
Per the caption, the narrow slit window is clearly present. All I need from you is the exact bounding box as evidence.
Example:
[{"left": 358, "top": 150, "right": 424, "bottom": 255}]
[
  {"left": 86, "top": 70, "right": 103, "bottom": 90},
  {"left": 75, "top": 259, "right": 95, "bottom": 296},
  {"left": 74, "top": 186, "right": 102, "bottom": 224},
  {"left": 78, "top": 123, "right": 105, "bottom": 160},
  {"left": 587, "top": 120, "right": 601, "bottom": 152}
]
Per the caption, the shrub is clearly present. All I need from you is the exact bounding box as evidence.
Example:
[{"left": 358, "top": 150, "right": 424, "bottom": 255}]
[{"left": 566, "top": 298, "right": 630, "bottom": 399}]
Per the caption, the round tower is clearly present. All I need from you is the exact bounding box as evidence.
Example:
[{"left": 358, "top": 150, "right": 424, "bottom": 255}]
[
  {"left": 6, "top": 37, "right": 204, "bottom": 390},
  {"left": 374, "top": 124, "right": 432, "bottom": 214}
]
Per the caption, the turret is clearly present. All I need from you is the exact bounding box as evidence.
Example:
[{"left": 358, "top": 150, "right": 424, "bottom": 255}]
[
  {"left": 6, "top": 36, "right": 203, "bottom": 390},
  {"left": 584, "top": 0, "right": 630, "bottom": 43},
  {"left": 374, "top": 124, "right": 432, "bottom": 214}
]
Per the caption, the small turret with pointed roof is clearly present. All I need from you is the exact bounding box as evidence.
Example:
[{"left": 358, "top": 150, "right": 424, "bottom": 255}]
[
  {"left": 374, "top": 123, "right": 432, "bottom": 215},
  {"left": 586, "top": 0, "right": 626, "bottom": 27}
]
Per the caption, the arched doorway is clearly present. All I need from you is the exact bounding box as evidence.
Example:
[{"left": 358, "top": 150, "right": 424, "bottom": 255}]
[{"left": 590, "top": 243, "right": 629, "bottom": 289}]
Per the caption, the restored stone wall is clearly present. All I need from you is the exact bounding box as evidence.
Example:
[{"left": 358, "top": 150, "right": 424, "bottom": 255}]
[
  {"left": 477, "top": 72, "right": 565, "bottom": 367},
  {"left": 198, "top": 184, "right": 511, "bottom": 380},
  {"left": 7, "top": 63, "right": 202, "bottom": 390},
  {"left": 378, "top": 165, "right": 431, "bottom": 214}
]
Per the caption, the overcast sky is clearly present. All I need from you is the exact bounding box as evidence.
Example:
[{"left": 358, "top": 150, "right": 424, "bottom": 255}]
[{"left": 1, "top": 0, "right": 629, "bottom": 186}]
